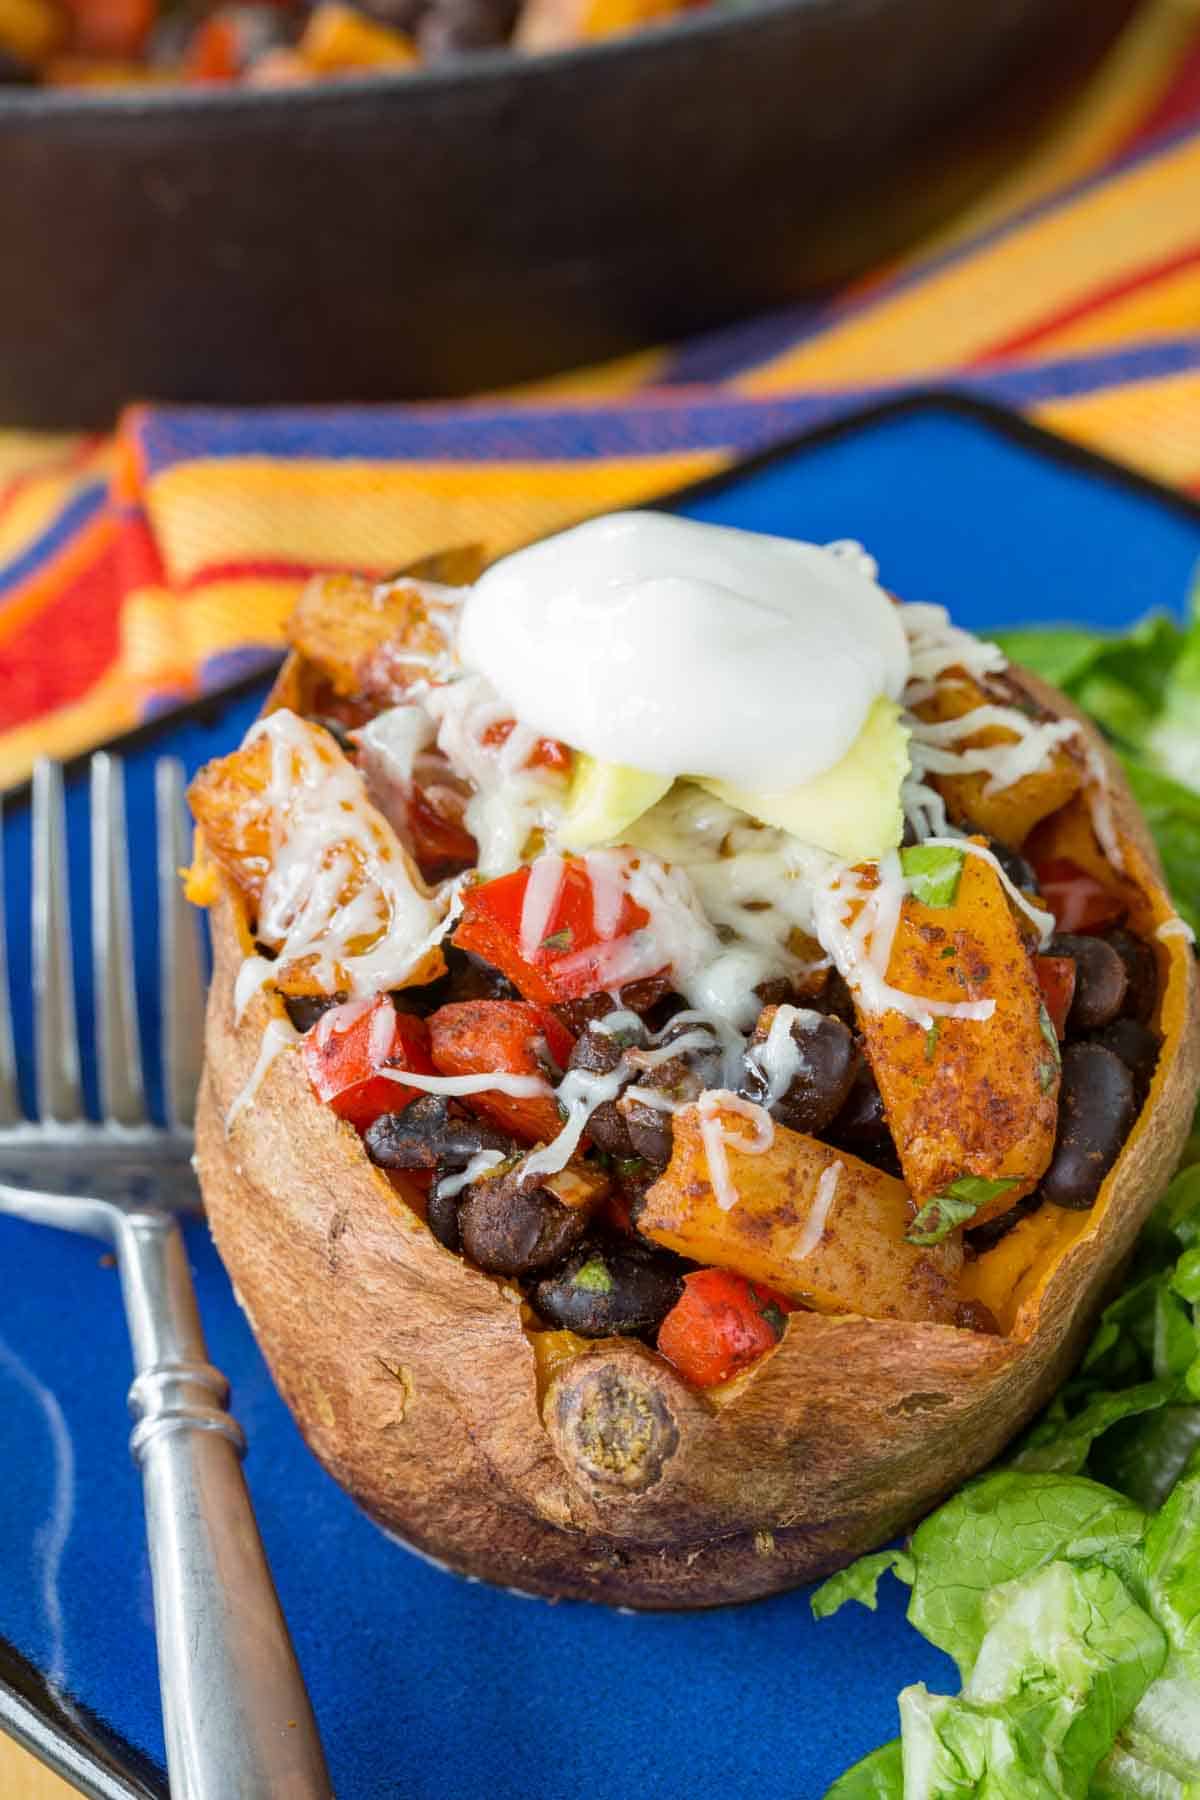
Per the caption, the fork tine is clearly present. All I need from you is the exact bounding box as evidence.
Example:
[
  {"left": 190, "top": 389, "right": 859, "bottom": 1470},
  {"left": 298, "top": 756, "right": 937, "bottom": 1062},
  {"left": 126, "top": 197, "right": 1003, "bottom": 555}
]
[
  {"left": 32, "top": 760, "right": 83, "bottom": 1123},
  {"left": 157, "top": 758, "right": 205, "bottom": 1131},
  {"left": 0, "top": 799, "right": 23, "bottom": 1124},
  {"left": 91, "top": 754, "right": 147, "bottom": 1126}
]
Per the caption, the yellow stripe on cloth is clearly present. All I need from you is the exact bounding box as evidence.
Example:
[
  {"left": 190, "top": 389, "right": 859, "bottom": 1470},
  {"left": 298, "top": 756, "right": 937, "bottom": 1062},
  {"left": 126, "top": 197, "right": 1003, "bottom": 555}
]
[
  {"left": 1004, "top": 267, "right": 1200, "bottom": 361},
  {"left": 145, "top": 451, "right": 724, "bottom": 585},
  {"left": 0, "top": 431, "right": 89, "bottom": 483},
  {"left": 736, "top": 131, "right": 1200, "bottom": 394},
  {"left": 1031, "top": 362, "right": 1200, "bottom": 487},
  {"left": 178, "top": 577, "right": 304, "bottom": 662},
  {"left": 893, "top": 0, "right": 1200, "bottom": 262}
]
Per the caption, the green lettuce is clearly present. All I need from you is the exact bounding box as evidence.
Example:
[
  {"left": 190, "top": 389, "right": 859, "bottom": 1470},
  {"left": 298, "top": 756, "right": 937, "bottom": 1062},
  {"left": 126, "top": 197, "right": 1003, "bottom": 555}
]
[{"left": 815, "top": 1158, "right": 1200, "bottom": 1797}]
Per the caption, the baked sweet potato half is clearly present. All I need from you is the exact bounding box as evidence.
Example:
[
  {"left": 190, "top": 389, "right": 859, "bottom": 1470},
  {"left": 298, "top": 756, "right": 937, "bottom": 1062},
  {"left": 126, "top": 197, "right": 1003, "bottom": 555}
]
[{"left": 190, "top": 529, "right": 1200, "bottom": 1609}]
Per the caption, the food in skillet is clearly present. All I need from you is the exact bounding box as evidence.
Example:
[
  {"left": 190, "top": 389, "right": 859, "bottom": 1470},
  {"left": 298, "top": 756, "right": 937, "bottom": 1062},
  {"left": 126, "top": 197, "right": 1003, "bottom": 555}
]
[
  {"left": 0, "top": 0, "right": 682, "bottom": 86},
  {"left": 188, "top": 513, "right": 1200, "bottom": 1609}
]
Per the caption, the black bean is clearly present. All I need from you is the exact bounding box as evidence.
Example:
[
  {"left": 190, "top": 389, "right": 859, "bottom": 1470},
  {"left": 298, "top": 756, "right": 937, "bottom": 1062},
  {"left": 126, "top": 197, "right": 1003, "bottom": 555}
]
[
  {"left": 618, "top": 1095, "right": 674, "bottom": 1167},
  {"left": 426, "top": 1183, "right": 464, "bottom": 1253},
  {"left": 364, "top": 1096, "right": 512, "bottom": 1171},
  {"left": 986, "top": 837, "right": 1038, "bottom": 893},
  {"left": 824, "top": 1064, "right": 901, "bottom": 1176},
  {"left": 814, "top": 968, "right": 857, "bottom": 1027},
  {"left": 552, "top": 974, "right": 674, "bottom": 1038},
  {"left": 1053, "top": 933, "right": 1129, "bottom": 1034},
  {"left": 740, "top": 1009, "right": 858, "bottom": 1135},
  {"left": 1103, "top": 929, "right": 1158, "bottom": 1025},
  {"left": 459, "top": 1169, "right": 588, "bottom": 1275},
  {"left": 566, "top": 1021, "right": 647, "bottom": 1157},
  {"left": 284, "top": 992, "right": 345, "bottom": 1034},
  {"left": 533, "top": 1237, "right": 684, "bottom": 1337},
  {"left": 395, "top": 945, "right": 519, "bottom": 1016},
  {"left": 1041, "top": 1042, "right": 1136, "bottom": 1211},
  {"left": 1087, "top": 1017, "right": 1161, "bottom": 1109}
]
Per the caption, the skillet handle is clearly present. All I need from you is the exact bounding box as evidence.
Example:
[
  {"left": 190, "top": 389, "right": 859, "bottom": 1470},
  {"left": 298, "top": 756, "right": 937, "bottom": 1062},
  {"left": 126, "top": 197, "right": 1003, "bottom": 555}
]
[{"left": 116, "top": 1210, "right": 333, "bottom": 1800}]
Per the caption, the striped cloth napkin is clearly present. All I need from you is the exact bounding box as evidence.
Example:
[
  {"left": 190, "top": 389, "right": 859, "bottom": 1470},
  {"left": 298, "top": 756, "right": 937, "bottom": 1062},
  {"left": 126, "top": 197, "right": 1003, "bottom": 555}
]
[{"left": 3, "top": 0, "right": 1200, "bottom": 790}]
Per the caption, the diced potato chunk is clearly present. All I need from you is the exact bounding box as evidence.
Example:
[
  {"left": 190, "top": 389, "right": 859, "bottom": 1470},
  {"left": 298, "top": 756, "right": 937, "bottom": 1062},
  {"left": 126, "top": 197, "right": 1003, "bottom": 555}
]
[
  {"left": 859, "top": 847, "right": 1058, "bottom": 1217},
  {"left": 287, "top": 545, "right": 483, "bottom": 707},
  {"left": 189, "top": 715, "right": 443, "bottom": 995},
  {"left": 638, "top": 1106, "right": 960, "bottom": 1323},
  {"left": 914, "top": 673, "right": 1082, "bottom": 845}
]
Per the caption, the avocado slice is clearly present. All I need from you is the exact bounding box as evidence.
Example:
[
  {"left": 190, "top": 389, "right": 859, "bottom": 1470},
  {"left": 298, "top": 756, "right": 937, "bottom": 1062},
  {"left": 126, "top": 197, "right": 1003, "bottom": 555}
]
[
  {"left": 558, "top": 753, "right": 674, "bottom": 851},
  {"left": 696, "top": 696, "right": 910, "bottom": 861}
]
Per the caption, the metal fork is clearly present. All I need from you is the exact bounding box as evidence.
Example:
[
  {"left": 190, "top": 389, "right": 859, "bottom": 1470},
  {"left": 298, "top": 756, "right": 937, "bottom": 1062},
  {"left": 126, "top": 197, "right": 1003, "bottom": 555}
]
[{"left": 0, "top": 754, "right": 331, "bottom": 1800}]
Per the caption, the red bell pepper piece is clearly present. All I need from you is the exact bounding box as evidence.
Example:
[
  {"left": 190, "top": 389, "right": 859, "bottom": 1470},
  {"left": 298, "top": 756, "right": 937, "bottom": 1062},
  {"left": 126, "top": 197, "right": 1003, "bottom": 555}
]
[
  {"left": 407, "top": 787, "right": 477, "bottom": 878},
  {"left": 1034, "top": 954, "right": 1077, "bottom": 1040},
  {"left": 301, "top": 994, "right": 434, "bottom": 1131},
  {"left": 479, "top": 721, "right": 572, "bottom": 775},
  {"left": 453, "top": 859, "right": 654, "bottom": 1006},
  {"left": 428, "top": 999, "right": 574, "bottom": 1143},
  {"left": 1034, "top": 858, "right": 1125, "bottom": 934},
  {"left": 657, "top": 1269, "right": 797, "bottom": 1389}
]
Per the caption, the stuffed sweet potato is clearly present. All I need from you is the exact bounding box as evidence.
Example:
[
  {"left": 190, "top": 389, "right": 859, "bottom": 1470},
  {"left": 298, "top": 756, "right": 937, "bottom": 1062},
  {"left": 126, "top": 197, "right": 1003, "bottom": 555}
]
[{"left": 190, "top": 517, "right": 1200, "bottom": 1609}]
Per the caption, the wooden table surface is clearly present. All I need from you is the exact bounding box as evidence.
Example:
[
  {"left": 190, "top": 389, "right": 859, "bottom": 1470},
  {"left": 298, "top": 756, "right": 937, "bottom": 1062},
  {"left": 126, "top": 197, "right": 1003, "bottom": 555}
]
[{"left": 0, "top": 1731, "right": 82, "bottom": 1798}]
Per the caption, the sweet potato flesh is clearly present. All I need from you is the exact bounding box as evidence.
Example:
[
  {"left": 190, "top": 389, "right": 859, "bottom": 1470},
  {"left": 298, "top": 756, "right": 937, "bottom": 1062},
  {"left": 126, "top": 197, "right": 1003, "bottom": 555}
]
[
  {"left": 288, "top": 545, "right": 484, "bottom": 708},
  {"left": 915, "top": 673, "right": 1083, "bottom": 844},
  {"left": 859, "top": 849, "right": 1058, "bottom": 1217},
  {"left": 189, "top": 716, "right": 442, "bottom": 995},
  {"left": 639, "top": 1106, "right": 960, "bottom": 1323}
]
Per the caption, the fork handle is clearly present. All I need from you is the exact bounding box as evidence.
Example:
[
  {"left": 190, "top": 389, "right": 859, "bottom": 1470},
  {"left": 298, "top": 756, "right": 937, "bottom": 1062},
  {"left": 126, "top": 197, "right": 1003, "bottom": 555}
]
[{"left": 116, "top": 1211, "right": 333, "bottom": 1800}]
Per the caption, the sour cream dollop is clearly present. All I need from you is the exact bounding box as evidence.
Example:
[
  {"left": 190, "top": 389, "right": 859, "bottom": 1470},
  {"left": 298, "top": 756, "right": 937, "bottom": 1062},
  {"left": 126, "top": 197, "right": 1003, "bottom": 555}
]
[{"left": 457, "top": 512, "right": 910, "bottom": 788}]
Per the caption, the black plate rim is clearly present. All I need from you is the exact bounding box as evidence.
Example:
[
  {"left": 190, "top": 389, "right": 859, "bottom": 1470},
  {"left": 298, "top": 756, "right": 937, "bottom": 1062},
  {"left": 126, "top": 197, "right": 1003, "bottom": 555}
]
[
  {"left": 3, "top": 383, "right": 1199, "bottom": 1796},
  {"left": 0, "top": 0, "right": 927, "bottom": 118}
]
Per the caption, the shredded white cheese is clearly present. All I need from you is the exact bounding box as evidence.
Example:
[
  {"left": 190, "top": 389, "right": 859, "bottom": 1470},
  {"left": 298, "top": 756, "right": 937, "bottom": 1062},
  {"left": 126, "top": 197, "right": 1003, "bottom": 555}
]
[
  {"left": 226, "top": 1015, "right": 299, "bottom": 1131},
  {"left": 793, "top": 1159, "right": 842, "bottom": 1261},
  {"left": 695, "top": 1090, "right": 775, "bottom": 1212}
]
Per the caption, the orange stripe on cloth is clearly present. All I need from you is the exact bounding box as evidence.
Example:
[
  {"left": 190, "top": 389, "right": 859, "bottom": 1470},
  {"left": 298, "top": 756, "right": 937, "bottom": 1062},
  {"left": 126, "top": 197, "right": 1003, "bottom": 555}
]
[
  {"left": 735, "top": 130, "right": 1200, "bottom": 395},
  {"left": 143, "top": 451, "right": 724, "bottom": 585}
]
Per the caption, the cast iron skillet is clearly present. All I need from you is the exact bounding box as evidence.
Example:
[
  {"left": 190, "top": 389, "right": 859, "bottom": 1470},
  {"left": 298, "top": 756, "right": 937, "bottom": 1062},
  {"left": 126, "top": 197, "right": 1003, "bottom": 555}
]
[{"left": 0, "top": 0, "right": 1133, "bottom": 427}]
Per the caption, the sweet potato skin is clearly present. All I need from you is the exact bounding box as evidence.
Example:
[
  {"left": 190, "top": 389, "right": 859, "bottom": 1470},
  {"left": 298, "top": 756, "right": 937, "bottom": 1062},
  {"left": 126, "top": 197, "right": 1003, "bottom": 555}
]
[{"left": 194, "top": 659, "right": 1200, "bottom": 1609}]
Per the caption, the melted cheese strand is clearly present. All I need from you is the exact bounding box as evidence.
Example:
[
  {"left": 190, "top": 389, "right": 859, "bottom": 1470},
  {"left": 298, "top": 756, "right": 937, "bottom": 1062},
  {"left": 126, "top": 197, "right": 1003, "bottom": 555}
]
[
  {"left": 227, "top": 1016, "right": 299, "bottom": 1130},
  {"left": 696, "top": 1090, "right": 775, "bottom": 1212},
  {"left": 519, "top": 1065, "right": 626, "bottom": 1182},
  {"left": 435, "top": 1149, "right": 506, "bottom": 1201},
  {"left": 747, "top": 1004, "right": 824, "bottom": 1106},
  {"left": 376, "top": 1068, "right": 550, "bottom": 1099},
  {"left": 240, "top": 710, "right": 444, "bottom": 1011},
  {"left": 810, "top": 856, "right": 995, "bottom": 1028},
  {"left": 899, "top": 603, "right": 1008, "bottom": 685},
  {"left": 909, "top": 706, "right": 1079, "bottom": 795}
]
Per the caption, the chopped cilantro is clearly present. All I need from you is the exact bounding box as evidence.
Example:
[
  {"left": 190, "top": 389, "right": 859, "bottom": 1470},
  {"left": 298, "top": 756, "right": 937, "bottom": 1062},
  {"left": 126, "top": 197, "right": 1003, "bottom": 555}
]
[
  {"left": 924, "top": 1019, "right": 941, "bottom": 1062},
  {"left": 1038, "top": 1003, "right": 1062, "bottom": 1069},
  {"left": 906, "top": 1175, "right": 1020, "bottom": 1245},
  {"left": 539, "top": 926, "right": 574, "bottom": 954}
]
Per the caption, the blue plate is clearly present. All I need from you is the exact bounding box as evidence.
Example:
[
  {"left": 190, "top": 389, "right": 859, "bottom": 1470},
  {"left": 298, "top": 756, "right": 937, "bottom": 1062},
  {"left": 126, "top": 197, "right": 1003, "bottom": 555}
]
[{"left": 3, "top": 393, "right": 1200, "bottom": 1800}]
